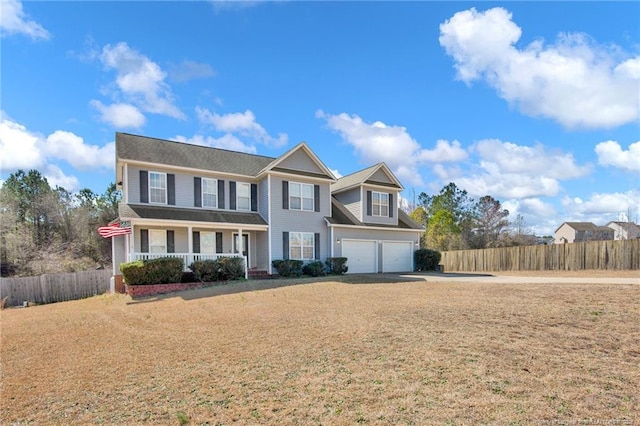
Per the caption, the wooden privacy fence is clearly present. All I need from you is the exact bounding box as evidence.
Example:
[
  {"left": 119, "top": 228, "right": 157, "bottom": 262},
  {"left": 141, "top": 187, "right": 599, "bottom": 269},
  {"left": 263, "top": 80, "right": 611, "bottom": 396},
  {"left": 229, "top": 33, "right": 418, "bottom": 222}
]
[
  {"left": 440, "top": 239, "right": 640, "bottom": 272},
  {"left": 0, "top": 270, "right": 112, "bottom": 308}
]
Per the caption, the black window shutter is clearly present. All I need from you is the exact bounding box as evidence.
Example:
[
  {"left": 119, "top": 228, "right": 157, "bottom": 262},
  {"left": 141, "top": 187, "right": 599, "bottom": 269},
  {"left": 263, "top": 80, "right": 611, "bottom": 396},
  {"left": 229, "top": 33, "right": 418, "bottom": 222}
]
[
  {"left": 140, "top": 171, "right": 148, "bottom": 203},
  {"left": 167, "top": 174, "right": 175, "bottom": 205},
  {"left": 366, "top": 190, "right": 372, "bottom": 216},
  {"left": 282, "top": 181, "right": 289, "bottom": 209},
  {"left": 389, "top": 193, "right": 394, "bottom": 218},
  {"left": 314, "top": 185, "right": 320, "bottom": 212},
  {"left": 193, "top": 231, "right": 200, "bottom": 253},
  {"left": 251, "top": 183, "right": 258, "bottom": 212},
  {"left": 194, "top": 177, "right": 202, "bottom": 207},
  {"left": 229, "top": 181, "right": 236, "bottom": 210},
  {"left": 167, "top": 230, "right": 175, "bottom": 253},
  {"left": 314, "top": 233, "right": 320, "bottom": 260},
  {"left": 140, "top": 229, "right": 149, "bottom": 253},
  {"left": 218, "top": 180, "right": 225, "bottom": 209},
  {"left": 283, "top": 232, "right": 289, "bottom": 260},
  {"left": 216, "top": 232, "right": 223, "bottom": 253}
]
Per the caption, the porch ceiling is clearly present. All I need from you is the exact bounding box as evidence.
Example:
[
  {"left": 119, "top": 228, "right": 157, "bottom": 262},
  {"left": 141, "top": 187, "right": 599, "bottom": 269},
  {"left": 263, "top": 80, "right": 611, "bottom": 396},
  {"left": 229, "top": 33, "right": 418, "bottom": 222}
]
[{"left": 119, "top": 204, "right": 268, "bottom": 228}]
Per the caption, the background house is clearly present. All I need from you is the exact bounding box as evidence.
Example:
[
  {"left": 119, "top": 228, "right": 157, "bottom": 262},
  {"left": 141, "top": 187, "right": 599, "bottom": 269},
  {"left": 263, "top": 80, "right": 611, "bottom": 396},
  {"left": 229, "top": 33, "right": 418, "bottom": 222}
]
[
  {"left": 606, "top": 221, "right": 640, "bottom": 240},
  {"left": 554, "top": 222, "right": 614, "bottom": 244}
]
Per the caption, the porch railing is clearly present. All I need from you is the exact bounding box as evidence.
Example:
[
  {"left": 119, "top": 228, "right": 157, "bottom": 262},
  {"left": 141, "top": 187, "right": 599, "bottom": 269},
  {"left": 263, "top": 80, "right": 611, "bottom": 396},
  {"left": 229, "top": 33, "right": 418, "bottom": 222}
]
[{"left": 130, "top": 253, "right": 248, "bottom": 279}]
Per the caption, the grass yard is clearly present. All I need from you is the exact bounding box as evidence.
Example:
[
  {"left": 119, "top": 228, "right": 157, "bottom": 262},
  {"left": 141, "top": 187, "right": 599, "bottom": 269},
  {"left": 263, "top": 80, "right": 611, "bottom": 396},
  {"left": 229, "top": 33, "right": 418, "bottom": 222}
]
[{"left": 1, "top": 273, "right": 638, "bottom": 425}]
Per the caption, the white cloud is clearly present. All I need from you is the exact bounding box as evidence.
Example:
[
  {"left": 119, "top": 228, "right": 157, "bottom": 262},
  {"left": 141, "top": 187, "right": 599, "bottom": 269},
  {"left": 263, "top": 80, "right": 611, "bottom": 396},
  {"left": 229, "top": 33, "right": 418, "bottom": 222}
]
[
  {"left": 173, "top": 134, "right": 257, "bottom": 154},
  {"left": 196, "top": 107, "right": 288, "bottom": 147},
  {"left": 561, "top": 190, "right": 640, "bottom": 216},
  {"left": 43, "top": 164, "right": 80, "bottom": 191},
  {"left": 439, "top": 7, "right": 640, "bottom": 129},
  {"left": 504, "top": 198, "right": 556, "bottom": 219},
  {"left": 44, "top": 131, "right": 115, "bottom": 170},
  {"left": 0, "top": 118, "right": 45, "bottom": 170},
  {"left": 0, "top": 117, "right": 113, "bottom": 191},
  {"left": 99, "top": 42, "right": 185, "bottom": 120},
  {"left": 168, "top": 60, "right": 215, "bottom": 82},
  {"left": 90, "top": 100, "right": 146, "bottom": 129},
  {"left": 454, "top": 139, "right": 590, "bottom": 199},
  {"left": 316, "top": 110, "right": 467, "bottom": 186},
  {"left": 595, "top": 140, "right": 640, "bottom": 172},
  {"left": 330, "top": 168, "right": 342, "bottom": 179},
  {"left": 0, "top": 0, "right": 50, "bottom": 40}
]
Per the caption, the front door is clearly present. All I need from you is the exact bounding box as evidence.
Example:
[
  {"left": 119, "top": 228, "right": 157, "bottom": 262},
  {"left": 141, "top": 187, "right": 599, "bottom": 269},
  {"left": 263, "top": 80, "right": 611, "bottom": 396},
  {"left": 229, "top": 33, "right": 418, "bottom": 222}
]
[{"left": 233, "top": 233, "right": 250, "bottom": 266}]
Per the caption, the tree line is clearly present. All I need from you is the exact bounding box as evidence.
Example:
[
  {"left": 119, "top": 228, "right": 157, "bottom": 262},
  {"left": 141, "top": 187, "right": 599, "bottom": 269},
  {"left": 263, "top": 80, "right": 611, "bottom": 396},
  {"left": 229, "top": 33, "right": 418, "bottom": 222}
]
[
  {"left": 409, "top": 182, "right": 537, "bottom": 251},
  {"left": 1, "top": 169, "right": 120, "bottom": 277}
]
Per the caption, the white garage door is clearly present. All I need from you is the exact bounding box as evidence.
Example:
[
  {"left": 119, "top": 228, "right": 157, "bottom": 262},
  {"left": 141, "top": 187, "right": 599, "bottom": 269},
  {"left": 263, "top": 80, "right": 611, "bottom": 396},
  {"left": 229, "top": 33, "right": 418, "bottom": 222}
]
[
  {"left": 382, "top": 241, "right": 413, "bottom": 273},
  {"left": 342, "top": 240, "right": 377, "bottom": 274}
]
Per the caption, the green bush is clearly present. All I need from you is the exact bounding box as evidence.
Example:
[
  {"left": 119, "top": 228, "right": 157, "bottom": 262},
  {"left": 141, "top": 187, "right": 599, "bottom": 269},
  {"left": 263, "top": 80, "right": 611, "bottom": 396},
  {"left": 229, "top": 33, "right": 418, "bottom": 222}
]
[
  {"left": 302, "top": 260, "right": 326, "bottom": 277},
  {"left": 189, "top": 257, "right": 245, "bottom": 282},
  {"left": 119, "top": 257, "right": 184, "bottom": 285},
  {"left": 325, "top": 257, "right": 348, "bottom": 275},
  {"left": 414, "top": 248, "right": 441, "bottom": 271},
  {"left": 272, "top": 259, "right": 303, "bottom": 277}
]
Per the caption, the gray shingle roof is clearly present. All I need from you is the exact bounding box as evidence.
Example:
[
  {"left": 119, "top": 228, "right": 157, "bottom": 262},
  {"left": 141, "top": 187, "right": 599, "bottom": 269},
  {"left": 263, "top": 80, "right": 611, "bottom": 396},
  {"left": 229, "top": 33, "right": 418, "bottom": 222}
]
[
  {"left": 331, "top": 164, "right": 382, "bottom": 193},
  {"left": 119, "top": 204, "right": 268, "bottom": 226},
  {"left": 116, "top": 133, "right": 275, "bottom": 177}
]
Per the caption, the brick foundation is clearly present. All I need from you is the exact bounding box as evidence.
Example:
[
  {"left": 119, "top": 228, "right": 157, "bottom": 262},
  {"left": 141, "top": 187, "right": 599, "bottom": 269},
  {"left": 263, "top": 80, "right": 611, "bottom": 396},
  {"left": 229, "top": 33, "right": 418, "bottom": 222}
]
[{"left": 126, "top": 282, "right": 205, "bottom": 297}]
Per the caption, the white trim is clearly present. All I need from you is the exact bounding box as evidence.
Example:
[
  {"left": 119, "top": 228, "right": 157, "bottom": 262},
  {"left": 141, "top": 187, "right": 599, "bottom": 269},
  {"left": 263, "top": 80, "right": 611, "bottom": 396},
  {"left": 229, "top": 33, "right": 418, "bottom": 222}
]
[
  {"left": 381, "top": 240, "right": 414, "bottom": 273},
  {"left": 236, "top": 181, "right": 252, "bottom": 211},
  {"left": 288, "top": 181, "right": 314, "bottom": 212},
  {"left": 265, "top": 170, "right": 335, "bottom": 183},
  {"left": 267, "top": 174, "right": 273, "bottom": 275},
  {"left": 326, "top": 222, "right": 423, "bottom": 233},
  {"left": 201, "top": 177, "right": 218, "bottom": 209},
  {"left": 341, "top": 238, "right": 378, "bottom": 274},
  {"left": 149, "top": 171, "right": 167, "bottom": 204},
  {"left": 256, "top": 142, "right": 337, "bottom": 181},
  {"left": 289, "top": 231, "right": 315, "bottom": 261},
  {"left": 371, "top": 191, "right": 389, "bottom": 217},
  {"left": 233, "top": 232, "right": 250, "bottom": 266},
  {"left": 123, "top": 164, "right": 129, "bottom": 204}
]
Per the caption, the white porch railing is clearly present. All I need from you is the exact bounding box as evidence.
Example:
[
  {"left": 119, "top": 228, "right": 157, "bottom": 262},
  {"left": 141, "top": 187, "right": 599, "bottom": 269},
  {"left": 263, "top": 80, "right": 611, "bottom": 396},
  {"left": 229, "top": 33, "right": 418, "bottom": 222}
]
[{"left": 130, "top": 253, "right": 248, "bottom": 279}]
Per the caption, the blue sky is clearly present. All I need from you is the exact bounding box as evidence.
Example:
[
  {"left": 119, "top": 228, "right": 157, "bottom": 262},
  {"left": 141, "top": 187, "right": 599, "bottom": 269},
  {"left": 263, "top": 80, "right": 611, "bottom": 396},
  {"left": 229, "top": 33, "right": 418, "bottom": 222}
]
[{"left": 1, "top": 0, "right": 638, "bottom": 236}]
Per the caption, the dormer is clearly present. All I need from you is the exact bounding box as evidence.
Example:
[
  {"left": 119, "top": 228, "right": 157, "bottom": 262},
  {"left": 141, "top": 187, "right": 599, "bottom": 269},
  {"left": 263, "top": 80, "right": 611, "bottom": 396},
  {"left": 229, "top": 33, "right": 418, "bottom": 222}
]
[{"left": 331, "top": 163, "right": 403, "bottom": 226}]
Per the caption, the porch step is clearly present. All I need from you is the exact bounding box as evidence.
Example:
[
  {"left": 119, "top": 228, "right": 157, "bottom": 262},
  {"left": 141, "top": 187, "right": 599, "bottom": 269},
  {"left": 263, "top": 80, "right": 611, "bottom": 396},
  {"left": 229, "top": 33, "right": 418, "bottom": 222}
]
[{"left": 248, "top": 269, "right": 271, "bottom": 280}]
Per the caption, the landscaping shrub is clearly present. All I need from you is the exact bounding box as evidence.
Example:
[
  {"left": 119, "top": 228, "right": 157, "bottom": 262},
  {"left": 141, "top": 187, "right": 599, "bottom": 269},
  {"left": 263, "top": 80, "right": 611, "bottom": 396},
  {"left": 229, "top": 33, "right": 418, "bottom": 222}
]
[
  {"left": 181, "top": 271, "right": 196, "bottom": 283},
  {"left": 302, "top": 260, "right": 326, "bottom": 277},
  {"left": 414, "top": 248, "right": 441, "bottom": 271},
  {"left": 189, "top": 257, "right": 245, "bottom": 283},
  {"left": 119, "top": 257, "right": 184, "bottom": 285},
  {"left": 272, "top": 260, "right": 303, "bottom": 277},
  {"left": 325, "top": 257, "right": 348, "bottom": 275}
]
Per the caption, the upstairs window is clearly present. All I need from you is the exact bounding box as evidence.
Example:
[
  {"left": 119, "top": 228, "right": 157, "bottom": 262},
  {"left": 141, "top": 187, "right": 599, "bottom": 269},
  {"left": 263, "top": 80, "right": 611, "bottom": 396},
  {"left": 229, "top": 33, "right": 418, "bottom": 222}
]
[
  {"left": 149, "top": 172, "right": 166, "bottom": 204},
  {"left": 202, "top": 178, "right": 217, "bottom": 208},
  {"left": 372, "top": 191, "right": 389, "bottom": 217},
  {"left": 290, "top": 182, "right": 314, "bottom": 211},
  {"left": 237, "top": 182, "right": 251, "bottom": 211}
]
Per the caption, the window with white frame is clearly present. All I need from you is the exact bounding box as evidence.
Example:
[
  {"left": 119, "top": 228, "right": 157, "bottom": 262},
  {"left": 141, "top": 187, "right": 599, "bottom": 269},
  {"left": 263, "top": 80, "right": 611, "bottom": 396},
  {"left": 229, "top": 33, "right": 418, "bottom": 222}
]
[
  {"left": 149, "top": 230, "right": 167, "bottom": 253},
  {"left": 200, "top": 231, "right": 215, "bottom": 254},
  {"left": 202, "top": 178, "right": 217, "bottom": 208},
  {"left": 372, "top": 191, "right": 389, "bottom": 217},
  {"left": 290, "top": 232, "right": 314, "bottom": 260},
  {"left": 149, "top": 172, "right": 167, "bottom": 204},
  {"left": 289, "top": 182, "right": 314, "bottom": 211},
  {"left": 237, "top": 182, "right": 251, "bottom": 211}
]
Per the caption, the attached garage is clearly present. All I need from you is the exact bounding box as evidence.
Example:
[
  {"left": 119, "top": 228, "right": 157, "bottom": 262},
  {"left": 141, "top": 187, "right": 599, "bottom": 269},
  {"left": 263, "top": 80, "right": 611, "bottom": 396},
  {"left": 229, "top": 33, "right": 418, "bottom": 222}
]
[
  {"left": 342, "top": 239, "right": 377, "bottom": 274},
  {"left": 382, "top": 241, "right": 413, "bottom": 273}
]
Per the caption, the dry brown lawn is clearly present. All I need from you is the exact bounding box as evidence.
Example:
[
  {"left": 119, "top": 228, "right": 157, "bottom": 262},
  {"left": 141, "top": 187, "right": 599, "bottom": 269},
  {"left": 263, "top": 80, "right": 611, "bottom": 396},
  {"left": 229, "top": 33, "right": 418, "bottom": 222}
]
[{"left": 1, "top": 273, "right": 638, "bottom": 425}]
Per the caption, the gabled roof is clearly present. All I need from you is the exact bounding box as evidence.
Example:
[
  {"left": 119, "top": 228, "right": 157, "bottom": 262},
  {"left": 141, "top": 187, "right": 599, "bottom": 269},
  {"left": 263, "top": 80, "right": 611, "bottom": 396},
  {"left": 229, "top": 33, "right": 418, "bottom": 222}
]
[
  {"left": 555, "top": 221, "right": 614, "bottom": 233},
  {"left": 331, "top": 163, "right": 403, "bottom": 194},
  {"left": 606, "top": 221, "right": 640, "bottom": 233},
  {"left": 116, "top": 133, "right": 275, "bottom": 177},
  {"left": 326, "top": 197, "right": 423, "bottom": 230},
  {"left": 258, "top": 142, "right": 336, "bottom": 181}
]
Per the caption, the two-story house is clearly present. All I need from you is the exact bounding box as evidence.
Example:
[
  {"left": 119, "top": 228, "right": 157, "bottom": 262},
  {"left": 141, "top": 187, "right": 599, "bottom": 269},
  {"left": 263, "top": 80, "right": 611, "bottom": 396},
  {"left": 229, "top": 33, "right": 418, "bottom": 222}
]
[
  {"left": 109, "top": 133, "right": 423, "bottom": 280},
  {"left": 554, "top": 222, "right": 614, "bottom": 244}
]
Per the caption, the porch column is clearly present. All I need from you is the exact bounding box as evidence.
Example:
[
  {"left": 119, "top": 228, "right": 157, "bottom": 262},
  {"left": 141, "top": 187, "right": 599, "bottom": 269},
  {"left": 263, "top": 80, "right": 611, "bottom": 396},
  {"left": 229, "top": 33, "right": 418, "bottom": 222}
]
[
  {"left": 128, "top": 228, "right": 135, "bottom": 262},
  {"left": 238, "top": 227, "right": 247, "bottom": 279},
  {"left": 187, "top": 225, "right": 193, "bottom": 266}
]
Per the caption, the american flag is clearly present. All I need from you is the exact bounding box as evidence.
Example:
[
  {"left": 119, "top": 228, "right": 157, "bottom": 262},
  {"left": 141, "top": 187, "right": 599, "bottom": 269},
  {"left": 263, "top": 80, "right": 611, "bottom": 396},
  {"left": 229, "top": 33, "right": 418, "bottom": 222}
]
[{"left": 98, "top": 223, "right": 132, "bottom": 238}]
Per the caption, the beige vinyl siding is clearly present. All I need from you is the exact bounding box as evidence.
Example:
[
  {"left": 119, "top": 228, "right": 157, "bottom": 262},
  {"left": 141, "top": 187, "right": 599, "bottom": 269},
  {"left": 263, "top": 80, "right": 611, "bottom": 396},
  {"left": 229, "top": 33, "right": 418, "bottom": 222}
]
[{"left": 269, "top": 175, "right": 330, "bottom": 261}]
